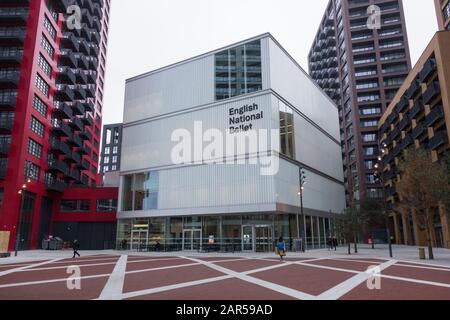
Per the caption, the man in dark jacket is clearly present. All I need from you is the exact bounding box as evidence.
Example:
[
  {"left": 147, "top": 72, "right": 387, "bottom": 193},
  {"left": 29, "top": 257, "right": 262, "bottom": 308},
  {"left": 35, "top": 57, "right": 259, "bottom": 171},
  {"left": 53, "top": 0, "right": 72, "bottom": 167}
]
[{"left": 72, "top": 240, "right": 81, "bottom": 258}]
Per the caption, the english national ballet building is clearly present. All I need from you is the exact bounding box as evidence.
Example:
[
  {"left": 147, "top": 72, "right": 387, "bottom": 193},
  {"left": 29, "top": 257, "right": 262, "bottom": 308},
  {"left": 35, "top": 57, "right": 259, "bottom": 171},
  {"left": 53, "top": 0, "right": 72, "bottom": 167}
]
[{"left": 117, "top": 34, "right": 346, "bottom": 252}]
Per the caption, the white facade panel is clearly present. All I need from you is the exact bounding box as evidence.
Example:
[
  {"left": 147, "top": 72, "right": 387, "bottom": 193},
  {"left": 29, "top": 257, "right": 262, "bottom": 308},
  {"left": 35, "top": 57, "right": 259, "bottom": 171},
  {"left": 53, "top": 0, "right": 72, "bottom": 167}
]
[
  {"left": 275, "top": 159, "right": 346, "bottom": 214},
  {"left": 121, "top": 93, "right": 276, "bottom": 173},
  {"left": 293, "top": 113, "right": 344, "bottom": 182},
  {"left": 158, "top": 163, "right": 277, "bottom": 210},
  {"left": 267, "top": 38, "right": 340, "bottom": 141},
  {"left": 123, "top": 55, "right": 215, "bottom": 124}
]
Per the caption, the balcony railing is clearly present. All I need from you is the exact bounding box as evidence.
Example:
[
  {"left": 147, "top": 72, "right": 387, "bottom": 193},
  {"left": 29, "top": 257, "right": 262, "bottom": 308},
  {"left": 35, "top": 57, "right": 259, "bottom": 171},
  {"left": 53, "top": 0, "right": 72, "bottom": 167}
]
[
  {"left": 423, "top": 82, "right": 441, "bottom": 105},
  {"left": 427, "top": 131, "right": 448, "bottom": 150},
  {"left": 424, "top": 105, "right": 444, "bottom": 127},
  {"left": 46, "top": 180, "right": 66, "bottom": 193},
  {"left": 47, "top": 159, "right": 69, "bottom": 175},
  {"left": 419, "top": 58, "right": 437, "bottom": 83}
]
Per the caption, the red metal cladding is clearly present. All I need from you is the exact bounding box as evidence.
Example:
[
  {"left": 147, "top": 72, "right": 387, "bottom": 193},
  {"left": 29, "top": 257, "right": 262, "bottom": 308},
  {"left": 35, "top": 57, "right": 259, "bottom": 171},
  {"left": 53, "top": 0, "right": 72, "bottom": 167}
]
[{"left": 0, "top": 0, "right": 115, "bottom": 251}]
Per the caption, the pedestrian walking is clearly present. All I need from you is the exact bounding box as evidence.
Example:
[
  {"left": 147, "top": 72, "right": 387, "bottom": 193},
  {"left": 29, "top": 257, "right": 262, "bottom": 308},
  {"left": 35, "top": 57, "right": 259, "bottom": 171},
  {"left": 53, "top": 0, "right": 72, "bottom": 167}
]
[
  {"left": 276, "top": 237, "right": 287, "bottom": 261},
  {"left": 72, "top": 240, "right": 81, "bottom": 258},
  {"left": 332, "top": 236, "right": 338, "bottom": 251},
  {"left": 327, "top": 235, "right": 333, "bottom": 251}
]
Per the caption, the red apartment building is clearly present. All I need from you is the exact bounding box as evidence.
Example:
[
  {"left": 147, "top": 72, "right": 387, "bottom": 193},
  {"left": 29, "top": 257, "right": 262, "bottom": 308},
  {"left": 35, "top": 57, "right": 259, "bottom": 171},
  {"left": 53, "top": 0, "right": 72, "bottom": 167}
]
[{"left": 0, "top": 0, "right": 117, "bottom": 252}]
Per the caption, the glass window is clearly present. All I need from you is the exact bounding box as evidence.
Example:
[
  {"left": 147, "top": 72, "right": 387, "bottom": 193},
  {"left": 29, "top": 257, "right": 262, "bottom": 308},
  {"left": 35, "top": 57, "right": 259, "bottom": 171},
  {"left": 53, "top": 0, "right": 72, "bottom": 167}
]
[
  {"left": 35, "top": 74, "right": 49, "bottom": 97},
  {"left": 105, "top": 129, "right": 111, "bottom": 144},
  {"left": 33, "top": 95, "right": 47, "bottom": 117},
  {"left": 43, "top": 15, "right": 56, "bottom": 39},
  {"left": 134, "top": 171, "right": 159, "bottom": 211},
  {"left": 25, "top": 161, "right": 40, "bottom": 181},
  {"left": 215, "top": 40, "right": 262, "bottom": 101},
  {"left": 38, "top": 54, "right": 52, "bottom": 77},
  {"left": 30, "top": 116, "right": 44, "bottom": 137},
  {"left": 27, "top": 139, "right": 42, "bottom": 158},
  {"left": 104, "top": 147, "right": 110, "bottom": 155},
  {"left": 97, "top": 199, "right": 117, "bottom": 212},
  {"left": 0, "top": 188, "right": 3, "bottom": 208},
  {"left": 60, "top": 200, "right": 90, "bottom": 212},
  {"left": 121, "top": 175, "right": 133, "bottom": 211},
  {"left": 279, "top": 101, "right": 296, "bottom": 159}
]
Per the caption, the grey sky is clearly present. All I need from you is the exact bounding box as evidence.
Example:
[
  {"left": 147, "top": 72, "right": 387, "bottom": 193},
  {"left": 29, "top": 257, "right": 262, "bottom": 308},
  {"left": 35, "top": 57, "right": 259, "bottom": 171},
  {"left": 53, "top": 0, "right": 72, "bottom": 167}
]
[{"left": 102, "top": 0, "right": 438, "bottom": 125}]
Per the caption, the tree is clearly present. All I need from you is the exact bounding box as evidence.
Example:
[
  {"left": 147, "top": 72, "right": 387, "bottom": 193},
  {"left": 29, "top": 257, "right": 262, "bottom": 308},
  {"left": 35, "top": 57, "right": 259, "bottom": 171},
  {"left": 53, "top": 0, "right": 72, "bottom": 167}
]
[
  {"left": 337, "top": 206, "right": 363, "bottom": 254},
  {"left": 360, "top": 199, "right": 385, "bottom": 249},
  {"left": 396, "top": 148, "right": 450, "bottom": 260}
]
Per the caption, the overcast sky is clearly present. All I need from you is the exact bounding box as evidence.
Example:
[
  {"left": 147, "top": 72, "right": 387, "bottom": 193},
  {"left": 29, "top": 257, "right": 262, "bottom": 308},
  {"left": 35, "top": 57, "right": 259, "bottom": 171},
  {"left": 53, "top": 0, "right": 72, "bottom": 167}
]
[{"left": 102, "top": 0, "right": 438, "bottom": 125}]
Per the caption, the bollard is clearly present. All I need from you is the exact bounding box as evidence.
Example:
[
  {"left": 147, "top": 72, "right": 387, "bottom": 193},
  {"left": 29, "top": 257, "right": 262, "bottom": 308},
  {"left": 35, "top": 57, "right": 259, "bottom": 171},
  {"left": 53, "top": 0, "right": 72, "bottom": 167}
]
[{"left": 419, "top": 247, "right": 426, "bottom": 260}]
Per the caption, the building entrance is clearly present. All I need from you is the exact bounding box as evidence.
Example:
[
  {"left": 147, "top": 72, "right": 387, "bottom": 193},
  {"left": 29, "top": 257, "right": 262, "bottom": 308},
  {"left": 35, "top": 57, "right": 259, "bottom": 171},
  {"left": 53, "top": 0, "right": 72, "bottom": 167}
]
[
  {"left": 131, "top": 230, "right": 148, "bottom": 250},
  {"left": 183, "top": 229, "right": 202, "bottom": 251},
  {"left": 242, "top": 225, "right": 273, "bottom": 252}
]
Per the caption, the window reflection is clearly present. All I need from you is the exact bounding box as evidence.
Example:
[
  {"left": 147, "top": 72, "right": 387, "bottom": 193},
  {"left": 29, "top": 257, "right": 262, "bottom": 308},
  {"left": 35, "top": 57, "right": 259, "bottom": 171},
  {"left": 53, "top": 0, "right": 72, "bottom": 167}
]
[
  {"left": 279, "top": 101, "right": 296, "bottom": 159},
  {"left": 215, "top": 40, "right": 262, "bottom": 101}
]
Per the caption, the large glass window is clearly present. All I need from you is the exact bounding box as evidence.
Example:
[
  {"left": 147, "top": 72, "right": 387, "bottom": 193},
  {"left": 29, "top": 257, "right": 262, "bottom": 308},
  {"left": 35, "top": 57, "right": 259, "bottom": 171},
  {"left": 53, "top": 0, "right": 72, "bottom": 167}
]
[
  {"left": 121, "top": 172, "right": 159, "bottom": 211},
  {"left": 60, "top": 200, "right": 90, "bottom": 212},
  {"left": 97, "top": 199, "right": 117, "bottom": 212},
  {"left": 215, "top": 40, "right": 262, "bottom": 101},
  {"left": 279, "top": 101, "right": 295, "bottom": 159}
]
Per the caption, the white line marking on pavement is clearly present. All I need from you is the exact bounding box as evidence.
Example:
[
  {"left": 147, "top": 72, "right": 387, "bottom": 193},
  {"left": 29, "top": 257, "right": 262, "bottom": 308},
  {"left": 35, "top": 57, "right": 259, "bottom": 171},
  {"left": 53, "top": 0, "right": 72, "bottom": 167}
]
[
  {"left": 395, "top": 264, "right": 450, "bottom": 272},
  {"left": 0, "top": 258, "right": 65, "bottom": 278},
  {"left": 116, "top": 275, "right": 234, "bottom": 300},
  {"left": 183, "top": 256, "right": 315, "bottom": 300},
  {"left": 380, "top": 274, "right": 450, "bottom": 288},
  {"left": 293, "top": 261, "right": 360, "bottom": 274},
  {"left": 98, "top": 255, "right": 128, "bottom": 300},
  {"left": 0, "top": 273, "right": 110, "bottom": 289},
  {"left": 317, "top": 260, "right": 398, "bottom": 300}
]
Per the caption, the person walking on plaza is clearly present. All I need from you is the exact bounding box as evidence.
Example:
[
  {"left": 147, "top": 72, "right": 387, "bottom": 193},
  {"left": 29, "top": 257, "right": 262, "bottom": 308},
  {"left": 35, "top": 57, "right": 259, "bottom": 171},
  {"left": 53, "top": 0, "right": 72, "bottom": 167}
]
[
  {"left": 332, "top": 236, "right": 338, "bottom": 251},
  {"left": 276, "top": 237, "right": 287, "bottom": 262},
  {"left": 72, "top": 240, "right": 81, "bottom": 258}
]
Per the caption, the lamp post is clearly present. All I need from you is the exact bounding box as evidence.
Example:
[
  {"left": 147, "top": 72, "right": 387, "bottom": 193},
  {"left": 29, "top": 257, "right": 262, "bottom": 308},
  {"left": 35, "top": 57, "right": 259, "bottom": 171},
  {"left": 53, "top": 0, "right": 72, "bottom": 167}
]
[
  {"left": 298, "top": 168, "right": 307, "bottom": 252},
  {"left": 14, "top": 177, "right": 31, "bottom": 257},
  {"left": 375, "top": 142, "right": 393, "bottom": 258}
]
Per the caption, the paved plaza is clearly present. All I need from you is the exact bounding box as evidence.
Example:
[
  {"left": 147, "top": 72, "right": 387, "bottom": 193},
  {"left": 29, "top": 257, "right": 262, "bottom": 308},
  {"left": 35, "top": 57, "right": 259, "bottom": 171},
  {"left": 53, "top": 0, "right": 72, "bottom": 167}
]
[{"left": 0, "top": 245, "right": 449, "bottom": 300}]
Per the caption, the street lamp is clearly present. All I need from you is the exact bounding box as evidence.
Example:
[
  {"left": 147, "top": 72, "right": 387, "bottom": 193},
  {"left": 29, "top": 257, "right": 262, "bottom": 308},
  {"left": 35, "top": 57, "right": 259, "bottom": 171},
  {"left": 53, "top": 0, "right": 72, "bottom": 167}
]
[
  {"left": 298, "top": 168, "right": 307, "bottom": 252},
  {"left": 14, "top": 178, "right": 32, "bottom": 257},
  {"left": 375, "top": 142, "right": 393, "bottom": 258}
]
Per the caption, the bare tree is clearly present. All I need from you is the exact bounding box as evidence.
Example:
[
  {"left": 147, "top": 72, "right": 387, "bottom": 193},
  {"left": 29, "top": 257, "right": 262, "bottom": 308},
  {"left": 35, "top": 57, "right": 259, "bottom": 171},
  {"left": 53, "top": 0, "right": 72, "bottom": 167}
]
[{"left": 396, "top": 148, "right": 449, "bottom": 260}]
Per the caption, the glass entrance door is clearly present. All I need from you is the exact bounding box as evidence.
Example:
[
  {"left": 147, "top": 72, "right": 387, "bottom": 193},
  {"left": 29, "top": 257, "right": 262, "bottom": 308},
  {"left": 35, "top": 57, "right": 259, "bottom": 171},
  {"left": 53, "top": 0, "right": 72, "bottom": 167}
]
[
  {"left": 255, "top": 225, "right": 273, "bottom": 252},
  {"left": 131, "top": 230, "right": 148, "bottom": 250},
  {"left": 183, "top": 229, "right": 202, "bottom": 251},
  {"left": 242, "top": 225, "right": 254, "bottom": 251}
]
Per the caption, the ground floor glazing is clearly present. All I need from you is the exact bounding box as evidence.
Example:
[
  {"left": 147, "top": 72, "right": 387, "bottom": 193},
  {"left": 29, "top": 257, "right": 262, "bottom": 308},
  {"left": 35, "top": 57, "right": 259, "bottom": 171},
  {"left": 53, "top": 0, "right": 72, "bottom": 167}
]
[{"left": 117, "top": 213, "right": 334, "bottom": 252}]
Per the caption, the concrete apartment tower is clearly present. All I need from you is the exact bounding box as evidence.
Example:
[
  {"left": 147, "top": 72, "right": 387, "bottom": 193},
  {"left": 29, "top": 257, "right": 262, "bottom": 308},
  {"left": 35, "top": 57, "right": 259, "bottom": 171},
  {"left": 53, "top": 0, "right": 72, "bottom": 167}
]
[{"left": 308, "top": 0, "right": 412, "bottom": 205}]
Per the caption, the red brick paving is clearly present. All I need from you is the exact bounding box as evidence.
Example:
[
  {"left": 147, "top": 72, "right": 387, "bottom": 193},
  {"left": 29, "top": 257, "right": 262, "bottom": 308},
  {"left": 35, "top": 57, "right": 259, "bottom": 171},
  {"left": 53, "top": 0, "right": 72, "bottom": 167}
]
[
  {"left": 1, "top": 255, "right": 450, "bottom": 300},
  {"left": 0, "top": 276, "right": 110, "bottom": 300},
  {"left": 195, "top": 257, "right": 246, "bottom": 262},
  {"left": 215, "top": 259, "right": 280, "bottom": 273},
  {"left": 128, "top": 278, "right": 296, "bottom": 300},
  {"left": 123, "top": 265, "right": 225, "bottom": 293},
  {"left": 251, "top": 264, "right": 354, "bottom": 296},
  {"left": 304, "top": 259, "right": 380, "bottom": 272},
  {"left": 383, "top": 265, "right": 450, "bottom": 285},
  {"left": 0, "top": 263, "right": 116, "bottom": 285},
  {"left": 341, "top": 278, "right": 450, "bottom": 300},
  {"left": 126, "top": 258, "right": 195, "bottom": 272}
]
